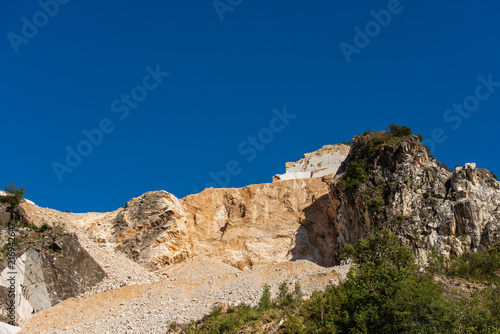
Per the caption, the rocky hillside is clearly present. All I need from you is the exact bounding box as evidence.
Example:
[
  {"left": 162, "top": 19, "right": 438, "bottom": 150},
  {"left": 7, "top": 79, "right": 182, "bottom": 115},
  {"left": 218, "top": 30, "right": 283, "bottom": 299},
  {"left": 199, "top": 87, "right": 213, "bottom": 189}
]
[
  {"left": 83, "top": 177, "right": 336, "bottom": 270},
  {"left": 329, "top": 129, "right": 500, "bottom": 264},
  {"left": 4, "top": 127, "right": 500, "bottom": 333},
  {"left": 0, "top": 197, "right": 107, "bottom": 328}
]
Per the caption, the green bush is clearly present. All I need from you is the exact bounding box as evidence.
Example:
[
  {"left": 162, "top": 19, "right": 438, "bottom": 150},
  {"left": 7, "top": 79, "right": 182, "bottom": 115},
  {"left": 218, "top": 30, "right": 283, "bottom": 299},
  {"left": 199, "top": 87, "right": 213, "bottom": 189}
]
[
  {"left": 187, "top": 304, "right": 260, "bottom": 333},
  {"left": 448, "top": 248, "right": 500, "bottom": 284},
  {"left": 277, "top": 281, "right": 300, "bottom": 307},
  {"left": 492, "top": 172, "right": 498, "bottom": 181},
  {"left": 40, "top": 222, "right": 52, "bottom": 232},
  {"left": 389, "top": 124, "right": 413, "bottom": 137},
  {"left": 303, "top": 230, "right": 458, "bottom": 333},
  {"left": 342, "top": 159, "right": 367, "bottom": 193},
  {"left": 294, "top": 281, "right": 304, "bottom": 301},
  {"left": 0, "top": 183, "right": 25, "bottom": 210},
  {"left": 459, "top": 287, "right": 500, "bottom": 333},
  {"left": 258, "top": 284, "right": 273, "bottom": 310},
  {"left": 368, "top": 196, "right": 385, "bottom": 214},
  {"left": 427, "top": 246, "right": 500, "bottom": 284},
  {"left": 394, "top": 214, "right": 405, "bottom": 223}
]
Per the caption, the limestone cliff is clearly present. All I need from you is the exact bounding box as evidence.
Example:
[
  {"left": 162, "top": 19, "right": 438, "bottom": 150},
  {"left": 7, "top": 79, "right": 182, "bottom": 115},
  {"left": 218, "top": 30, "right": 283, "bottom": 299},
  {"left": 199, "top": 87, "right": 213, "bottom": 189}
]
[
  {"left": 273, "top": 144, "right": 350, "bottom": 182},
  {"left": 329, "top": 131, "right": 500, "bottom": 264},
  {"left": 110, "top": 178, "right": 336, "bottom": 270}
]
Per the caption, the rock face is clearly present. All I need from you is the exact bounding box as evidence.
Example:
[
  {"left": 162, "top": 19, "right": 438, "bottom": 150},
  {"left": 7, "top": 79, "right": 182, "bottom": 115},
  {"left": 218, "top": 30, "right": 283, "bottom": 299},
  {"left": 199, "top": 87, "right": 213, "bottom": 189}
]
[
  {"left": 0, "top": 249, "right": 51, "bottom": 322},
  {"left": 9, "top": 130, "right": 500, "bottom": 333},
  {"left": 0, "top": 222, "right": 107, "bottom": 324},
  {"left": 41, "top": 134, "right": 500, "bottom": 271},
  {"left": 328, "top": 131, "right": 500, "bottom": 264},
  {"left": 109, "top": 178, "right": 337, "bottom": 270},
  {"left": 10, "top": 132, "right": 500, "bottom": 278},
  {"left": 0, "top": 321, "right": 20, "bottom": 334},
  {"left": 273, "top": 144, "right": 350, "bottom": 182},
  {"left": 112, "top": 191, "right": 190, "bottom": 269},
  {"left": 0, "top": 203, "right": 9, "bottom": 225}
]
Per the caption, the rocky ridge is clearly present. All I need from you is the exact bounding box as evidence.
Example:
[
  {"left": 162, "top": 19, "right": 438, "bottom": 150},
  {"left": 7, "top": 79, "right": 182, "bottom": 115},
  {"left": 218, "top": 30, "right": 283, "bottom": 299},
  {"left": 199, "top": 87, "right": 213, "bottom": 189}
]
[
  {"left": 8, "top": 128, "right": 500, "bottom": 333},
  {"left": 329, "top": 131, "right": 500, "bottom": 264}
]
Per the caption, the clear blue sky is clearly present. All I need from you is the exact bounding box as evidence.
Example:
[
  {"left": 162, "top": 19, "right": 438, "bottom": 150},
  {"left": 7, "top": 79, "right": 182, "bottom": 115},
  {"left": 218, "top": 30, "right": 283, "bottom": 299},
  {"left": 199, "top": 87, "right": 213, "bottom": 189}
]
[{"left": 1, "top": 0, "right": 499, "bottom": 213}]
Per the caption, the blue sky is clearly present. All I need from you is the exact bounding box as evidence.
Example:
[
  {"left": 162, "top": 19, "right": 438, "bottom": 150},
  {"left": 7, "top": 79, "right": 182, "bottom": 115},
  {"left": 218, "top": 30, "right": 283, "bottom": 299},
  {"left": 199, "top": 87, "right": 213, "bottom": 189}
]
[{"left": 1, "top": 0, "right": 499, "bottom": 213}]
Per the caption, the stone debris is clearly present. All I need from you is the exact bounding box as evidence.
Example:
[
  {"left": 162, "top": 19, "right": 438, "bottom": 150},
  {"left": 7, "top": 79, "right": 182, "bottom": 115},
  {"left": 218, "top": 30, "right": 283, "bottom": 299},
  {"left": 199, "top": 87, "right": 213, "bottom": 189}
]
[{"left": 19, "top": 255, "right": 350, "bottom": 333}]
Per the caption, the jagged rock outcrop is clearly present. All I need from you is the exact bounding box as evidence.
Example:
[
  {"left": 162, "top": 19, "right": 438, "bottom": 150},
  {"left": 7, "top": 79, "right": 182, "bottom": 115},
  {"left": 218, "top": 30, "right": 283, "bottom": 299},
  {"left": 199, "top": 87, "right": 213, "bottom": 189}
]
[
  {"left": 111, "top": 191, "right": 190, "bottom": 269},
  {"left": 329, "top": 131, "right": 500, "bottom": 263},
  {"left": 0, "top": 201, "right": 107, "bottom": 324},
  {"left": 273, "top": 144, "right": 350, "bottom": 182},
  {"left": 109, "top": 178, "right": 337, "bottom": 269}
]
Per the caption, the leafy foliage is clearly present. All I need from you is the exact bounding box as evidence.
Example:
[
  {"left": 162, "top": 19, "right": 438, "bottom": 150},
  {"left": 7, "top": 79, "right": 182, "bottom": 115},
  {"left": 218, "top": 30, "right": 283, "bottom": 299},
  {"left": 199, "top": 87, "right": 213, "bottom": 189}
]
[
  {"left": 258, "top": 284, "right": 273, "bottom": 311},
  {"left": 368, "top": 196, "right": 385, "bottom": 213},
  {"left": 342, "top": 159, "right": 368, "bottom": 193},
  {"left": 427, "top": 246, "right": 500, "bottom": 284},
  {"left": 388, "top": 124, "right": 413, "bottom": 137},
  {"left": 0, "top": 183, "right": 25, "bottom": 210},
  {"left": 459, "top": 287, "right": 500, "bottom": 333},
  {"left": 185, "top": 281, "right": 303, "bottom": 333}
]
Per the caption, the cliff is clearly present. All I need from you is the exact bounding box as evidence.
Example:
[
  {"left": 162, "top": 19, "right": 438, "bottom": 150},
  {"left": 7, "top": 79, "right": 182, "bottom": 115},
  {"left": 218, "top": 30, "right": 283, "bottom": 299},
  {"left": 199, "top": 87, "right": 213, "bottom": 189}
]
[{"left": 329, "top": 130, "right": 500, "bottom": 264}]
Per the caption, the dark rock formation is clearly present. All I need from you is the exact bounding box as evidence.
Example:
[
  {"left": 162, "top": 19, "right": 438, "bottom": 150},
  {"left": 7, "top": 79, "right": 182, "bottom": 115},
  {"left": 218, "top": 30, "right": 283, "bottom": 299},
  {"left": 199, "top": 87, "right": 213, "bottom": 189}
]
[{"left": 0, "top": 203, "right": 106, "bottom": 324}]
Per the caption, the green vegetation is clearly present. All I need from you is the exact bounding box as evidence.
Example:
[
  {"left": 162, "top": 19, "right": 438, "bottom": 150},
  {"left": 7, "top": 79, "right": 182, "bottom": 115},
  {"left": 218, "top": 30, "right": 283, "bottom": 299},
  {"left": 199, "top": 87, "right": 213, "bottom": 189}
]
[
  {"left": 180, "top": 230, "right": 500, "bottom": 333},
  {"left": 341, "top": 140, "right": 352, "bottom": 146},
  {"left": 258, "top": 284, "right": 273, "bottom": 310},
  {"left": 417, "top": 133, "right": 424, "bottom": 142},
  {"left": 368, "top": 196, "right": 384, "bottom": 213},
  {"left": 492, "top": 172, "right": 498, "bottom": 181},
  {"left": 0, "top": 182, "right": 25, "bottom": 209},
  {"left": 392, "top": 214, "right": 405, "bottom": 223},
  {"left": 342, "top": 159, "right": 368, "bottom": 193},
  {"left": 427, "top": 247, "right": 500, "bottom": 284},
  {"left": 25, "top": 222, "right": 52, "bottom": 232},
  {"left": 184, "top": 280, "right": 303, "bottom": 333},
  {"left": 388, "top": 124, "right": 412, "bottom": 137},
  {"left": 0, "top": 183, "right": 26, "bottom": 227}
]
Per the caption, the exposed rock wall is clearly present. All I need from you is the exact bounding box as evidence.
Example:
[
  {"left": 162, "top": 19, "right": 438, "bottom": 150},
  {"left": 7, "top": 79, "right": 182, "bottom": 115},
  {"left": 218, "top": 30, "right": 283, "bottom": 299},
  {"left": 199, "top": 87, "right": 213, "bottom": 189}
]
[
  {"left": 0, "top": 249, "right": 51, "bottom": 322},
  {"left": 0, "top": 225, "right": 107, "bottom": 324},
  {"left": 328, "top": 132, "right": 500, "bottom": 264},
  {"left": 109, "top": 178, "right": 337, "bottom": 270},
  {"left": 273, "top": 144, "right": 350, "bottom": 182}
]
